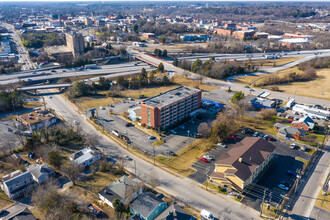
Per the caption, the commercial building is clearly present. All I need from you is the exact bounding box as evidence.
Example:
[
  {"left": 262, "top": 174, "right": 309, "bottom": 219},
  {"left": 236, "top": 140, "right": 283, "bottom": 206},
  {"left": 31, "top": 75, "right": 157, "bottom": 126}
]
[
  {"left": 280, "top": 38, "right": 309, "bottom": 48},
  {"left": 65, "top": 32, "right": 85, "bottom": 57},
  {"left": 251, "top": 97, "right": 276, "bottom": 109},
  {"left": 292, "top": 104, "right": 330, "bottom": 120},
  {"left": 0, "top": 170, "right": 35, "bottom": 199},
  {"left": 84, "top": 17, "right": 92, "bottom": 26},
  {"left": 142, "top": 33, "right": 156, "bottom": 39},
  {"left": 17, "top": 109, "right": 57, "bottom": 131},
  {"left": 180, "top": 34, "right": 209, "bottom": 41},
  {"left": 210, "top": 137, "right": 276, "bottom": 191},
  {"left": 141, "top": 86, "right": 202, "bottom": 129},
  {"left": 232, "top": 30, "right": 256, "bottom": 39}
]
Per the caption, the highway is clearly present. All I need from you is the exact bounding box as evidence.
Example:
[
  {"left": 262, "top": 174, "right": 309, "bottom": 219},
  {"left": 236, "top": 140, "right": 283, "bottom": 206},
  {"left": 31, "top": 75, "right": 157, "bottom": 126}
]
[
  {"left": 0, "top": 63, "right": 153, "bottom": 85},
  {"left": 43, "top": 90, "right": 261, "bottom": 220},
  {"left": 130, "top": 49, "right": 330, "bottom": 108}
]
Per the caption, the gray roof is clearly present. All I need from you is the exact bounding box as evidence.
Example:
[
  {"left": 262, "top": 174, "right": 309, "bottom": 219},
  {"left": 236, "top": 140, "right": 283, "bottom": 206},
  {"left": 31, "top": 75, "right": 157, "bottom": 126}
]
[
  {"left": 99, "top": 175, "right": 141, "bottom": 202},
  {"left": 4, "top": 171, "right": 33, "bottom": 192},
  {"left": 27, "top": 163, "right": 55, "bottom": 179},
  {"left": 9, "top": 207, "right": 37, "bottom": 220},
  {"left": 251, "top": 97, "right": 275, "bottom": 108},
  {"left": 155, "top": 204, "right": 194, "bottom": 220},
  {"left": 142, "top": 86, "right": 200, "bottom": 108},
  {"left": 70, "top": 147, "right": 100, "bottom": 165},
  {"left": 278, "top": 125, "right": 307, "bottom": 136},
  {"left": 130, "top": 192, "right": 166, "bottom": 219}
]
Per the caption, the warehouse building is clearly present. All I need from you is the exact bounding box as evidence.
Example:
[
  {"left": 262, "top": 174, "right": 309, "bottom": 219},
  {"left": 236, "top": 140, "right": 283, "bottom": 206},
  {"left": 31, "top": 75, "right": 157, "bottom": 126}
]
[{"left": 141, "top": 86, "right": 201, "bottom": 129}]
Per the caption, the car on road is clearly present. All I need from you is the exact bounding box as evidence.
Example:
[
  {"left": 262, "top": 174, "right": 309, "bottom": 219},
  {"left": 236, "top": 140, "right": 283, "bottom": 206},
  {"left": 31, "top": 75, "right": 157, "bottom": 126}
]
[
  {"left": 203, "top": 155, "right": 213, "bottom": 161},
  {"left": 148, "top": 136, "right": 156, "bottom": 140},
  {"left": 278, "top": 184, "right": 289, "bottom": 191},
  {"left": 199, "top": 157, "right": 209, "bottom": 163},
  {"left": 125, "top": 122, "right": 133, "bottom": 127},
  {"left": 244, "top": 85, "right": 250, "bottom": 88},
  {"left": 123, "top": 155, "right": 132, "bottom": 160},
  {"left": 217, "top": 143, "right": 227, "bottom": 148},
  {"left": 51, "top": 70, "right": 57, "bottom": 73}
]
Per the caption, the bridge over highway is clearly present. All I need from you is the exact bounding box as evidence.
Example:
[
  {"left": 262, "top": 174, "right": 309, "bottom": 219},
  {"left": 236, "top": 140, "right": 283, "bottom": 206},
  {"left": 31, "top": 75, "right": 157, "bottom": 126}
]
[{"left": 17, "top": 83, "right": 72, "bottom": 91}]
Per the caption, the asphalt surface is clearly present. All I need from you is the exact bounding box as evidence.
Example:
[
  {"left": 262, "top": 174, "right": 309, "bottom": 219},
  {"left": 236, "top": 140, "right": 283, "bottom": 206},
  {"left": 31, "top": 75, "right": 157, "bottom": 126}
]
[
  {"left": 0, "top": 119, "right": 23, "bottom": 153},
  {"left": 43, "top": 89, "right": 262, "bottom": 220}
]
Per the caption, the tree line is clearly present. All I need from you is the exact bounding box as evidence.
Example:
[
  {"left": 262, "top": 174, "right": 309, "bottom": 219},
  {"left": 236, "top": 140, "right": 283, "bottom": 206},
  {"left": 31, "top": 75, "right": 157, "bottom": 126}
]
[
  {"left": 0, "top": 90, "right": 25, "bottom": 113},
  {"left": 174, "top": 57, "right": 245, "bottom": 80}
]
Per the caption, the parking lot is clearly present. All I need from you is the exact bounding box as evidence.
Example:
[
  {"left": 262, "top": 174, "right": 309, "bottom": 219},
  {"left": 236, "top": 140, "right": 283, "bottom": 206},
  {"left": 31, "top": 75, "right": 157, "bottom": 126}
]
[{"left": 0, "top": 119, "right": 23, "bottom": 153}]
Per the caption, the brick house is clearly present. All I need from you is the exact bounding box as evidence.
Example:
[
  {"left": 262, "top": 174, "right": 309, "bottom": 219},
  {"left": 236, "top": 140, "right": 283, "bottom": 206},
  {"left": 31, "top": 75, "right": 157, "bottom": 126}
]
[
  {"left": 291, "top": 116, "right": 315, "bottom": 131},
  {"left": 274, "top": 123, "right": 307, "bottom": 140}
]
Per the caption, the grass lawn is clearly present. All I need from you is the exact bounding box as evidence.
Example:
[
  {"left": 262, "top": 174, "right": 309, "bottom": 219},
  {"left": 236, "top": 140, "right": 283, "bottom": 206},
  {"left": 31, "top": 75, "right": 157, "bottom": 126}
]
[
  {"left": 0, "top": 190, "right": 14, "bottom": 209},
  {"left": 242, "top": 116, "right": 278, "bottom": 136},
  {"left": 76, "top": 172, "right": 119, "bottom": 194},
  {"left": 261, "top": 203, "right": 280, "bottom": 219},
  {"left": 155, "top": 138, "right": 214, "bottom": 176},
  {"left": 238, "top": 57, "right": 303, "bottom": 68},
  {"left": 295, "top": 157, "right": 309, "bottom": 166},
  {"left": 74, "top": 93, "right": 123, "bottom": 110},
  {"left": 315, "top": 190, "right": 330, "bottom": 212},
  {"left": 152, "top": 139, "right": 165, "bottom": 146},
  {"left": 305, "top": 148, "right": 316, "bottom": 155}
]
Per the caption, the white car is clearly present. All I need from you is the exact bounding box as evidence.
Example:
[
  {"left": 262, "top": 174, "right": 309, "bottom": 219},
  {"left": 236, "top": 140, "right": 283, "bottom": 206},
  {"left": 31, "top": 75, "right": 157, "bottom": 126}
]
[
  {"left": 203, "top": 155, "right": 213, "bottom": 161},
  {"left": 217, "top": 143, "right": 227, "bottom": 148},
  {"left": 123, "top": 155, "right": 132, "bottom": 160},
  {"left": 290, "top": 143, "right": 296, "bottom": 149}
]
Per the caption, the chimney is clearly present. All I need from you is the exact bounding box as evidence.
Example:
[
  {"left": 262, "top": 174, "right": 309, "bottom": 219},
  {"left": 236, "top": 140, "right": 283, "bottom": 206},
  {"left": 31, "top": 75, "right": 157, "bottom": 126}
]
[{"left": 238, "top": 158, "right": 242, "bottom": 163}]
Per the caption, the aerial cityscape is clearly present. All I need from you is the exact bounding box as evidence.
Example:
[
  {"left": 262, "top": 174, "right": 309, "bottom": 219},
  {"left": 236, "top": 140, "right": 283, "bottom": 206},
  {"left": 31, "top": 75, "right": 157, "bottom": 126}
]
[{"left": 0, "top": 1, "right": 329, "bottom": 219}]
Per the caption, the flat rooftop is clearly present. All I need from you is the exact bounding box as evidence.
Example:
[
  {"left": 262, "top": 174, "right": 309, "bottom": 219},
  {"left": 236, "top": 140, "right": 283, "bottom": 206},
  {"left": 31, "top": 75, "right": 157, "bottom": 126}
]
[
  {"left": 142, "top": 86, "right": 200, "bottom": 108},
  {"left": 44, "top": 45, "right": 71, "bottom": 55}
]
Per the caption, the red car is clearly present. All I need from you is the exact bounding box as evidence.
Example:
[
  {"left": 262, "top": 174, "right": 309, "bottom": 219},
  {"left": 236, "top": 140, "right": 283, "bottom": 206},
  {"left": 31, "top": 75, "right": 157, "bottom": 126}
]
[
  {"left": 125, "top": 122, "right": 132, "bottom": 127},
  {"left": 230, "top": 135, "right": 239, "bottom": 140},
  {"left": 199, "top": 157, "right": 208, "bottom": 163}
]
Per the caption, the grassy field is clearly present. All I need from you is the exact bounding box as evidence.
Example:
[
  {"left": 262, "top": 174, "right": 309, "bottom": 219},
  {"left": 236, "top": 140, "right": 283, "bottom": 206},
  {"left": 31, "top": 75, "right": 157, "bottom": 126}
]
[
  {"left": 315, "top": 190, "right": 330, "bottom": 212},
  {"left": 242, "top": 116, "right": 279, "bottom": 136},
  {"left": 74, "top": 73, "right": 218, "bottom": 109},
  {"left": 155, "top": 138, "right": 214, "bottom": 176},
  {"left": 236, "top": 67, "right": 330, "bottom": 100},
  {"left": 238, "top": 57, "right": 303, "bottom": 68},
  {"left": 0, "top": 191, "right": 14, "bottom": 209}
]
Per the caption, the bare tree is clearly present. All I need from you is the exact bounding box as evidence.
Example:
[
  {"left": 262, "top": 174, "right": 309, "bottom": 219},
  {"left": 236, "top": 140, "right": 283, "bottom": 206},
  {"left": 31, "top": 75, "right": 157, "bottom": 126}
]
[
  {"left": 182, "top": 70, "right": 190, "bottom": 79},
  {"left": 197, "top": 122, "right": 211, "bottom": 137},
  {"left": 61, "top": 163, "right": 81, "bottom": 185}
]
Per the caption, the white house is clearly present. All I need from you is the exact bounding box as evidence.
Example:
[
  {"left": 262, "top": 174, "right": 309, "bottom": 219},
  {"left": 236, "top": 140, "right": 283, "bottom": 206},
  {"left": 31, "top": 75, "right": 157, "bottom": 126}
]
[
  {"left": 69, "top": 147, "right": 101, "bottom": 168},
  {"left": 0, "top": 171, "right": 34, "bottom": 199},
  {"left": 27, "top": 163, "right": 55, "bottom": 184}
]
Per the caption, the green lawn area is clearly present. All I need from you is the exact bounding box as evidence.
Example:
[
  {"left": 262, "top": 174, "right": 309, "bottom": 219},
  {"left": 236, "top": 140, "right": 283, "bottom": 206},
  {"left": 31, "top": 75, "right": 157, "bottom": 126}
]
[
  {"left": 295, "top": 157, "right": 309, "bottom": 165},
  {"left": 155, "top": 138, "right": 214, "bottom": 176},
  {"left": 76, "top": 172, "right": 120, "bottom": 194},
  {"left": 152, "top": 139, "right": 165, "bottom": 146},
  {"left": 0, "top": 190, "right": 14, "bottom": 209},
  {"left": 305, "top": 148, "right": 316, "bottom": 155},
  {"left": 315, "top": 190, "right": 330, "bottom": 212},
  {"left": 242, "top": 116, "right": 278, "bottom": 136}
]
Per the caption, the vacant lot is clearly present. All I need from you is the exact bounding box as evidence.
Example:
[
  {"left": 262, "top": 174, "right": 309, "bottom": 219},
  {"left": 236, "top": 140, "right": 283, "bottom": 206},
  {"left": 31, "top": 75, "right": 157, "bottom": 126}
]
[
  {"left": 155, "top": 138, "right": 214, "bottom": 176},
  {"left": 315, "top": 190, "right": 330, "bottom": 212},
  {"left": 238, "top": 57, "right": 303, "bottom": 68},
  {"left": 74, "top": 73, "right": 218, "bottom": 109}
]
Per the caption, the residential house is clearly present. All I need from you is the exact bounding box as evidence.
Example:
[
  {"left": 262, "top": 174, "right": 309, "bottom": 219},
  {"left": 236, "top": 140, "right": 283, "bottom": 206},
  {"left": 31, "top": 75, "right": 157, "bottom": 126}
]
[
  {"left": 2, "top": 207, "right": 37, "bottom": 220},
  {"left": 130, "top": 192, "right": 167, "bottom": 220},
  {"left": 99, "top": 175, "right": 143, "bottom": 208},
  {"left": 0, "top": 171, "right": 34, "bottom": 199},
  {"left": 69, "top": 147, "right": 101, "bottom": 168},
  {"left": 27, "top": 163, "right": 55, "bottom": 184},
  {"left": 155, "top": 204, "right": 195, "bottom": 220},
  {"left": 17, "top": 109, "right": 57, "bottom": 131},
  {"left": 291, "top": 116, "right": 315, "bottom": 131},
  {"left": 274, "top": 123, "right": 307, "bottom": 140},
  {"left": 209, "top": 137, "right": 276, "bottom": 191}
]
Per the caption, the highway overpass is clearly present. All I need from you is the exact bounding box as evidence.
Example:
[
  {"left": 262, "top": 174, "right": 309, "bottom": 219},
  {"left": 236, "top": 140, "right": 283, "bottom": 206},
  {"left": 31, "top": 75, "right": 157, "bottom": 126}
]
[{"left": 17, "top": 83, "right": 72, "bottom": 91}]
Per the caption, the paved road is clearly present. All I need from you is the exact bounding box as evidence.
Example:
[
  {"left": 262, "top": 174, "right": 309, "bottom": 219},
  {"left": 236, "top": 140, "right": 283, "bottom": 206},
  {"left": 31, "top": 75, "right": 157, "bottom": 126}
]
[
  {"left": 130, "top": 49, "right": 330, "bottom": 108},
  {"left": 285, "top": 138, "right": 330, "bottom": 219},
  {"left": 43, "top": 90, "right": 261, "bottom": 220}
]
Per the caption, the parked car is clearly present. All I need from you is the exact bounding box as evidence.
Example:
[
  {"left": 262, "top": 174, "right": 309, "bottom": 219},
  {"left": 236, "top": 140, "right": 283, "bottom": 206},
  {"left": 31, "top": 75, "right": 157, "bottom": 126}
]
[
  {"left": 170, "top": 130, "right": 177, "bottom": 134},
  {"left": 199, "top": 157, "right": 209, "bottom": 163},
  {"left": 51, "top": 70, "right": 57, "bottom": 73},
  {"left": 123, "top": 155, "right": 132, "bottom": 160},
  {"left": 263, "top": 135, "right": 269, "bottom": 140},
  {"left": 300, "top": 145, "right": 307, "bottom": 151},
  {"left": 200, "top": 209, "right": 214, "bottom": 220},
  {"left": 287, "top": 170, "right": 297, "bottom": 177},
  {"left": 217, "top": 143, "right": 227, "bottom": 148},
  {"left": 125, "top": 122, "right": 133, "bottom": 127},
  {"left": 148, "top": 136, "right": 156, "bottom": 140},
  {"left": 230, "top": 135, "right": 239, "bottom": 140},
  {"left": 203, "top": 155, "right": 213, "bottom": 161},
  {"left": 278, "top": 184, "right": 289, "bottom": 191},
  {"left": 290, "top": 143, "right": 296, "bottom": 149},
  {"left": 253, "top": 132, "right": 259, "bottom": 137},
  {"left": 258, "top": 133, "right": 264, "bottom": 138},
  {"left": 0, "top": 209, "right": 7, "bottom": 215},
  {"left": 6, "top": 127, "right": 12, "bottom": 132},
  {"left": 166, "top": 150, "right": 176, "bottom": 156}
]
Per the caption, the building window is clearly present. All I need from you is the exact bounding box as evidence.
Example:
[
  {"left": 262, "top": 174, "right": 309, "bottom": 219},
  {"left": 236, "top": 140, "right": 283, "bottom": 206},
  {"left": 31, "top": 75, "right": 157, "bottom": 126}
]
[{"left": 147, "top": 108, "right": 151, "bottom": 124}]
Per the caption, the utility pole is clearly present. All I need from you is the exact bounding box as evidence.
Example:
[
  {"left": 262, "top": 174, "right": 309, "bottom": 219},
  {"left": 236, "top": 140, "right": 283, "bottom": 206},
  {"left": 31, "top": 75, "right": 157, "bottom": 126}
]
[
  {"left": 96, "top": 109, "right": 99, "bottom": 130},
  {"left": 260, "top": 189, "right": 267, "bottom": 216},
  {"left": 134, "top": 160, "right": 136, "bottom": 176},
  {"left": 153, "top": 146, "right": 155, "bottom": 165}
]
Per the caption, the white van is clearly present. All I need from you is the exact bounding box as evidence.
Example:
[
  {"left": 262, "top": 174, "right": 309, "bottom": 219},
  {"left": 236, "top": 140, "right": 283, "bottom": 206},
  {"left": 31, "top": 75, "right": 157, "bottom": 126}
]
[{"left": 200, "top": 209, "right": 214, "bottom": 220}]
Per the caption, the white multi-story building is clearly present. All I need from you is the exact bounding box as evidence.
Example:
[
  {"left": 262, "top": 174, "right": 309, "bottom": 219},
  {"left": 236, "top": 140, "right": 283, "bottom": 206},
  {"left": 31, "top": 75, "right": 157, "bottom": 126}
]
[{"left": 292, "top": 104, "right": 330, "bottom": 120}]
